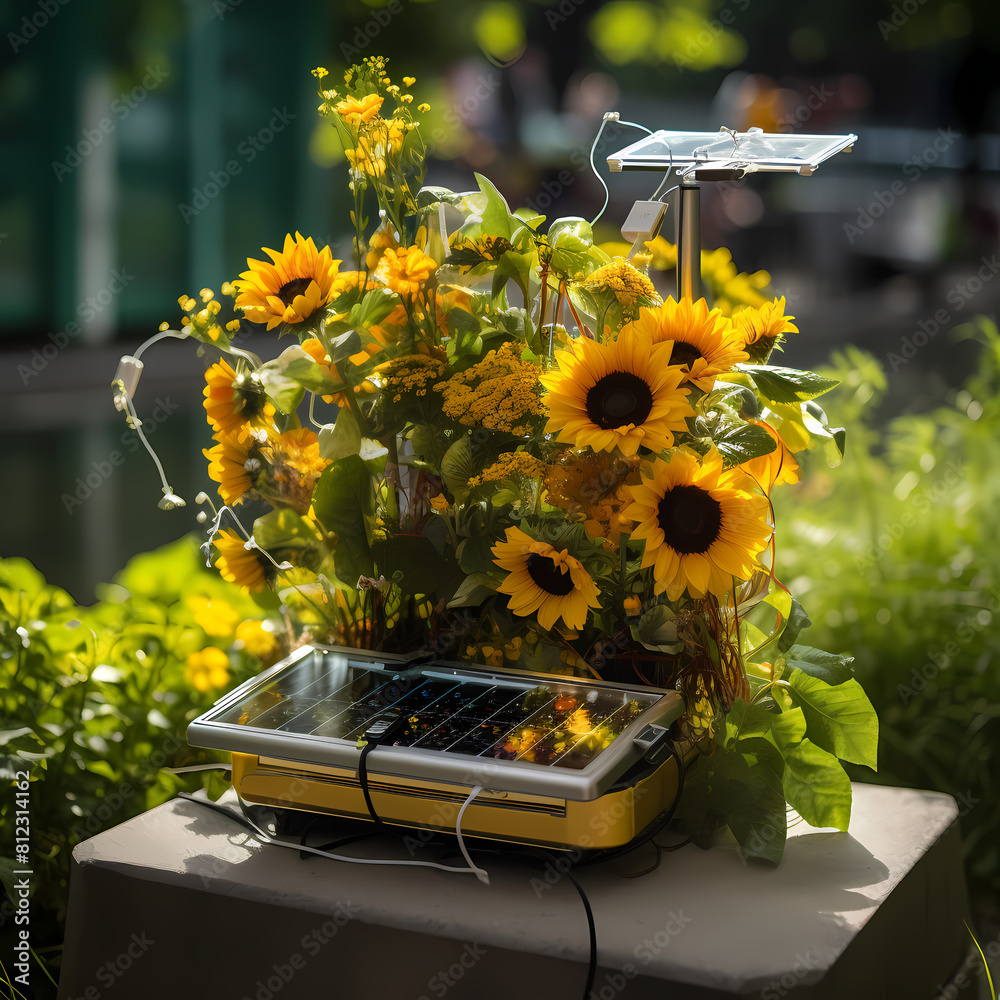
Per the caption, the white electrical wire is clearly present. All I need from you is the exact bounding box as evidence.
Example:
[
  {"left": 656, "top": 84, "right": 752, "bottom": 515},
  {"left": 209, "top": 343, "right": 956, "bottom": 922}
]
[
  {"left": 456, "top": 786, "right": 490, "bottom": 885},
  {"left": 237, "top": 800, "right": 491, "bottom": 881},
  {"left": 589, "top": 115, "right": 655, "bottom": 227}
]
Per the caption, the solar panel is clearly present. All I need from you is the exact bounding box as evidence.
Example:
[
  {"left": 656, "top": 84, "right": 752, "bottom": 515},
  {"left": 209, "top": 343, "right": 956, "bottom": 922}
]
[
  {"left": 607, "top": 128, "right": 857, "bottom": 175},
  {"left": 188, "top": 645, "right": 683, "bottom": 801}
]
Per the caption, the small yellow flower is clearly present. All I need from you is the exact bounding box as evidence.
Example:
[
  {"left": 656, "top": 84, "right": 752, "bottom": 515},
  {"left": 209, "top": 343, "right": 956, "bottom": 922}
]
[
  {"left": 417, "top": 103, "right": 430, "bottom": 114},
  {"left": 158, "top": 321, "right": 169, "bottom": 331},
  {"left": 199, "top": 288, "right": 214, "bottom": 302},
  {"left": 375, "top": 245, "right": 437, "bottom": 298},
  {"left": 188, "top": 596, "right": 239, "bottom": 637},
  {"left": 334, "top": 93, "right": 384, "bottom": 125},
  {"left": 400, "top": 94, "right": 413, "bottom": 104},
  {"left": 402, "top": 76, "right": 416, "bottom": 87},
  {"left": 623, "top": 595, "right": 642, "bottom": 617},
  {"left": 235, "top": 620, "right": 279, "bottom": 659},
  {"left": 429, "top": 494, "right": 451, "bottom": 512},
  {"left": 185, "top": 647, "right": 231, "bottom": 693},
  {"left": 311, "top": 67, "right": 329, "bottom": 79}
]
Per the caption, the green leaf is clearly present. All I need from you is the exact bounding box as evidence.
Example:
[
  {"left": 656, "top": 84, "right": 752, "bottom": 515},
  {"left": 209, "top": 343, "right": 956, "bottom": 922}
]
[
  {"left": 441, "top": 434, "right": 477, "bottom": 501},
  {"left": 739, "top": 364, "right": 839, "bottom": 404},
  {"left": 447, "top": 572, "right": 497, "bottom": 608},
  {"left": 724, "top": 698, "right": 774, "bottom": 745},
  {"left": 311, "top": 456, "right": 375, "bottom": 583},
  {"left": 778, "top": 598, "right": 812, "bottom": 652},
  {"left": 630, "top": 604, "right": 682, "bottom": 653},
  {"left": 770, "top": 706, "right": 807, "bottom": 754},
  {"left": 782, "top": 738, "right": 852, "bottom": 830},
  {"left": 787, "top": 668, "right": 878, "bottom": 769},
  {"left": 715, "top": 421, "right": 777, "bottom": 467},
  {"left": 318, "top": 405, "right": 361, "bottom": 461},
  {"left": 785, "top": 644, "right": 855, "bottom": 685},
  {"left": 252, "top": 509, "right": 317, "bottom": 553}
]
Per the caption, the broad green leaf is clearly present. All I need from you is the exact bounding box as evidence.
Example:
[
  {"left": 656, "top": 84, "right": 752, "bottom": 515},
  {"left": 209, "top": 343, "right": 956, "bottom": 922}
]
[
  {"left": 441, "top": 434, "right": 477, "bottom": 500},
  {"left": 716, "top": 421, "right": 777, "bottom": 467},
  {"left": 786, "top": 644, "right": 855, "bottom": 685},
  {"left": 447, "top": 572, "right": 497, "bottom": 608},
  {"left": 787, "top": 669, "right": 878, "bottom": 769},
  {"left": 318, "top": 405, "right": 361, "bottom": 461},
  {"left": 739, "top": 364, "right": 839, "bottom": 404},
  {"left": 631, "top": 604, "right": 682, "bottom": 653},
  {"left": 311, "top": 456, "right": 375, "bottom": 583},
  {"left": 252, "top": 509, "right": 317, "bottom": 553},
  {"left": 782, "top": 738, "right": 852, "bottom": 830},
  {"left": 724, "top": 699, "right": 774, "bottom": 745},
  {"left": 770, "top": 706, "right": 807, "bottom": 754}
]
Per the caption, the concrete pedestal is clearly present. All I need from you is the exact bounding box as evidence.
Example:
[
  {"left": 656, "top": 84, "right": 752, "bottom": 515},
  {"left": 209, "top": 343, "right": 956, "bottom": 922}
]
[{"left": 58, "top": 783, "right": 970, "bottom": 999}]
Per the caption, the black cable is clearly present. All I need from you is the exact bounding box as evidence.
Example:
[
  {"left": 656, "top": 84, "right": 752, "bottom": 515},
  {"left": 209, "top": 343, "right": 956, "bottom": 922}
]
[{"left": 358, "top": 738, "right": 381, "bottom": 826}]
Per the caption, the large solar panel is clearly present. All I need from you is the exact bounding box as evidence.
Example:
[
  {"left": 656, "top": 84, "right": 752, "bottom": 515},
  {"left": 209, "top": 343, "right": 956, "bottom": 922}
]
[
  {"left": 607, "top": 128, "right": 857, "bottom": 174},
  {"left": 188, "top": 646, "right": 683, "bottom": 801}
]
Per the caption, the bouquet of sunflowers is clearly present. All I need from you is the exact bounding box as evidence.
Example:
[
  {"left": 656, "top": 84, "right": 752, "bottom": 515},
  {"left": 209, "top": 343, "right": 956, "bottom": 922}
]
[{"left": 126, "top": 55, "right": 877, "bottom": 862}]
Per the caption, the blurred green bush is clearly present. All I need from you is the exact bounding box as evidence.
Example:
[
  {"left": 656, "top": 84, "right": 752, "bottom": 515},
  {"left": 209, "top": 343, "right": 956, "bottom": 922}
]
[
  {"left": 0, "top": 535, "right": 282, "bottom": 987},
  {"left": 775, "top": 316, "right": 1000, "bottom": 906}
]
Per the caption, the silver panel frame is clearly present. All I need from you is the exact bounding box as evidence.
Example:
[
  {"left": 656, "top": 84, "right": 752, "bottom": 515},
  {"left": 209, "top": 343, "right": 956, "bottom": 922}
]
[{"left": 188, "top": 645, "right": 684, "bottom": 802}]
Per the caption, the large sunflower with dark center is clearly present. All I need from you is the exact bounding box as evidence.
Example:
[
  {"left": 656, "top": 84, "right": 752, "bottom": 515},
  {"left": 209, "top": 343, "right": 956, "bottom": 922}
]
[
  {"left": 540, "top": 328, "right": 693, "bottom": 457},
  {"left": 622, "top": 449, "right": 772, "bottom": 601},
  {"left": 492, "top": 526, "right": 601, "bottom": 630},
  {"left": 624, "top": 296, "right": 749, "bottom": 392},
  {"left": 203, "top": 358, "right": 274, "bottom": 436},
  {"left": 234, "top": 232, "right": 341, "bottom": 331}
]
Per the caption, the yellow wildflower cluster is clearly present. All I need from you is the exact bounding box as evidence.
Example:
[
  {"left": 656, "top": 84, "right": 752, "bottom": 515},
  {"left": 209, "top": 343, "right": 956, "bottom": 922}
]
[
  {"left": 436, "top": 342, "right": 545, "bottom": 435},
  {"left": 375, "top": 245, "right": 437, "bottom": 298},
  {"left": 582, "top": 258, "right": 659, "bottom": 319},
  {"left": 468, "top": 451, "right": 545, "bottom": 488},
  {"left": 381, "top": 354, "right": 446, "bottom": 403}
]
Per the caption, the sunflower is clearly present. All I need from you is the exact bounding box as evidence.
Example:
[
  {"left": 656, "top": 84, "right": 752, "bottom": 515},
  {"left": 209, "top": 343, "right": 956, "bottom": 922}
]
[
  {"left": 624, "top": 297, "right": 748, "bottom": 392},
  {"left": 213, "top": 529, "right": 271, "bottom": 592},
  {"left": 204, "top": 431, "right": 266, "bottom": 505},
  {"left": 203, "top": 359, "right": 274, "bottom": 435},
  {"left": 622, "top": 449, "right": 772, "bottom": 601},
  {"left": 492, "top": 526, "right": 601, "bottom": 631},
  {"left": 540, "top": 328, "right": 693, "bottom": 457},
  {"left": 234, "top": 232, "right": 341, "bottom": 331},
  {"left": 734, "top": 296, "right": 799, "bottom": 356},
  {"left": 738, "top": 420, "right": 800, "bottom": 493}
]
